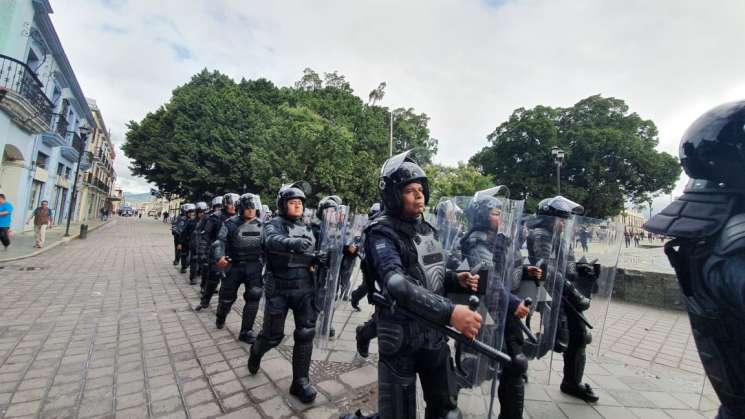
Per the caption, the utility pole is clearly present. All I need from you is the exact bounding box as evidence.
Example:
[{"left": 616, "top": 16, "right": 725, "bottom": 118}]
[
  {"left": 65, "top": 127, "right": 90, "bottom": 237},
  {"left": 551, "top": 146, "right": 565, "bottom": 195},
  {"left": 389, "top": 110, "right": 394, "bottom": 157}
]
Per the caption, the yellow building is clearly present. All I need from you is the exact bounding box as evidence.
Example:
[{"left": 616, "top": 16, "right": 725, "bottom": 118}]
[
  {"left": 612, "top": 208, "right": 646, "bottom": 235},
  {"left": 77, "top": 98, "right": 116, "bottom": 222}
]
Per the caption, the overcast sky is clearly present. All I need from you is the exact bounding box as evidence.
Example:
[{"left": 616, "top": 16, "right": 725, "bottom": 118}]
[{"left": 50, "top": 0, "right": 745, "bottom": 212}]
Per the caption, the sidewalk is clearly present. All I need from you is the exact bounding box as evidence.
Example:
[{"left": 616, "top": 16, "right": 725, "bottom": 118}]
[{"left": 0, "top": 217, "right": 112, "bottom": 262}]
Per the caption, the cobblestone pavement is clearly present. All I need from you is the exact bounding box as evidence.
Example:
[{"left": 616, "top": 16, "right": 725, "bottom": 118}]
[
  {"left": 0, "top": 219, "right": 719, "bottom": 418},
  {"left": 0, "top": 218, "right": 107, "bottom": 262}
]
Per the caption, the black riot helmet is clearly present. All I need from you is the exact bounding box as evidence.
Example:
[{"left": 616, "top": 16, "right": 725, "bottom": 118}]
[
  {"left": 276, "top": 181, "right": 308, "bottom": 218},
  {"left": 466, "top": 195, "right": 502, "bottom": 230},
  {"left": 679, "top": 100, "right": 745, "bottom": 191},
  {"left": 368, "top": 202, "right": 381, "bottom": 219},
  {"left": 238, "top": 193, "right": 261, "bottom": 216},
  {"left": 378, "top": 150, "right": 430, "bottom": 214},
  {"left": 317, "top": 195, "right": 342, "bottom": 214},
  {"left": 536, "top": 196, "right": 584, "bottom": 219}
]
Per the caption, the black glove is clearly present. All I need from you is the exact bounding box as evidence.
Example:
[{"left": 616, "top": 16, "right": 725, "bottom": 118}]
[
  {"left": 576, "top": 262, "right": 600, "bottom": 280},
  {"left": 286, "top": 237, "right": 313, "bottom": 252},
  {"left": 315, "top": 250, "right": 329, "bottom": 267}
]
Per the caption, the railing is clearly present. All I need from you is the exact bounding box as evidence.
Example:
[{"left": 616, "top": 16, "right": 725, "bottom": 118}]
[
  {"left": 0, "top": 54, "right": 54, "bottom": 124},
  {"left": 71, "top": 133, "right": 85, "bottom": 155},
  {"left": 94, "top": 178, "right": 110, "bottom": 193},
  {"left": 52, "top": 113, "right": 68, "bottom": 138}
]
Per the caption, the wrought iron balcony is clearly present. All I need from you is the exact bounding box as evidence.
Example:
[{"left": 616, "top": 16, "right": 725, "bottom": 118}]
[{"left": 0, "top": 54, "right": 54, "bottom": 131}]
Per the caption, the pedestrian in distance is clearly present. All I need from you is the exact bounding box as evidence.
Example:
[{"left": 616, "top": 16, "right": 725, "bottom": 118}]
[
  {"left": 0, "top": 194, "right": 12, "bottom": 251},
  {"left": 27, "top": 200, "right": 53, "bottom": 248}
]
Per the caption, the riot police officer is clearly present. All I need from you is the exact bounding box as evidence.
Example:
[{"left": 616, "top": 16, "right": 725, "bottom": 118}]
[
  {"left": 460, "top": 195, "right": 529, "bottom": 419},
  {"left": 527, "top": 196, "right": 596, "bottom": 402},
  {"left": 194, "top": 193, "right": 238, "bottom": 311},
  {"left": 197, "top": 196, "right": 223, "bottom": 292},
  {"left": 247, "top": 182, "right": 320, "bottom": 404},
  {"left": 351, "top": 203, "right": 382, "bottom": 358},
  {"left": 189, "top": 201, "right": 209, "bottom": 284},
  {"left": 349, "top": 202, "right": 381, "bottom": 311},
  {"left": 644, "top": 101, "right": 745, "bottom": 419},
  {"left": 171, "top": 205, "right": 186, "bottom": 265},
  {"left": 361, "top": 151, "right": 482, "bottom": 418},
  {"left": 213, "top": 193, "right": 264, "bottom": 343},
  {"left": 177, "top": 204, "right": 197, "bottom": 274}
]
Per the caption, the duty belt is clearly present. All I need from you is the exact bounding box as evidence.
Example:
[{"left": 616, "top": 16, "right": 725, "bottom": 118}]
[
  {"left": 274, "top": 277, "right": 314, "bottom": 290},
  {"left": 267, "top": 251, "right": 315, "bottom": 268},
  {"left": 229, "top": 254, "right": 262, "bottom": 263}
]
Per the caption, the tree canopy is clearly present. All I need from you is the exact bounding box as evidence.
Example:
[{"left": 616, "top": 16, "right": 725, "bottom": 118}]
[
  {"left": 470, "top": 95, "right": 681, "bottom": 218},
  {"left": 425, "top": 163, "right": 495, "bottom": 204},
  {"left": 123, "top": 68, "right": 438, "bottom": 211}
]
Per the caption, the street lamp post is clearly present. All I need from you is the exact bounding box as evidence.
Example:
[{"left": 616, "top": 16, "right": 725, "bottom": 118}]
[
  {"left": 551, "top": 146, "right": 565, "bottom": 195},
  {"left": 65, "top": 126, "right": 90, "bottom": 237}
]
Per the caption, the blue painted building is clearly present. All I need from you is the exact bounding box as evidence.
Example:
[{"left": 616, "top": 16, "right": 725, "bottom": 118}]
[{"left": 0, "top": 0, "right": 94, "bottom": 231}]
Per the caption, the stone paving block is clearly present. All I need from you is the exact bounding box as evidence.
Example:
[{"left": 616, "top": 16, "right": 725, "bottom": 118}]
[
  {"left": 189, "top": 401, "right": 221, "bottom": 419},
  {"left": 150, "top": 395, "right": 184, "bottom": 416},
  {"left": 606, "top": 389, "right": 657, "bottom": 408},
  {"left": 525, "top": 400, "right": 568, "bottom": 419},
  {"left": 250, "top": 383, "right": 278, "bottom": 402},
  {"left": 115, "top": 391, "right": 146, "bottom": 410},
  {"left": 181, "top": 378, "right": 209, "bottom": 395},
  {"left": 303, "top": 406, "right": 339, "bottom": 419},
  {"left": 209, "top": 370, "right": 237, "bottom": 385},
  {"left": 643, "top": 391, "right": 690, "bottom": 409},
  {"left": 628, "top": 407, "right": 673, "bottom": 418},
  {"left": 115, "top": 404, "right": 149, "bottom": 418},
  {"left": 214, "top": 405, "right": 261, "bottom": 418},
  {"left": 592, "top": 405, "right": 637, "bottom": 419},
  {"left": 116, "top": 379, "right": 145, "bottom": 396},
  {"left": 317, "top": 379, "right": 347, "bottom": 398},
  {"left": 4, "top": 400, "right": 41, "bottom": 417},
  {"left": 240, "top": 370, "right": 270, "bottom": 389},
  {"left": 262, "top": 356, "right": 293, "bottom": 381},
  {"left": 557, "top": 402, "right": 603, "bottom": 419},
  {"left": 259, "top": 395, "right": 294, "bottom": 418},
  {"left": 338, "top": 365, "right": 377, "bottom": 389},
  {"left": 222, "top": 391, "right": 251, "bottom": 410},
  {"left": 10, "top": 387, "right": 45, "bottom": 403},
  {"left": 214, "top": 380, "right": 244, "bottom": 398},
  {"left": 149, "top": 383, "right": 181, "bottom": 401},
  {"left": 149, "top": 374, "right": 177, "bottom": 388},
  {"left": 185, "top": 388, "right": 215, "bottom": 407},
  {"left": 39, "top": 406, "right": 76, "bottom": 419},
  {"left": 78, "top": 398, "right": 114, "bottom": 418}
]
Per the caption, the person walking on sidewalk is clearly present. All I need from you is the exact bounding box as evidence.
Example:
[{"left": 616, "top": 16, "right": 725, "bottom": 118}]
[
  {"left": 27, "top": 200, "right": 53, "bottom": 248},
  {"left": 0, "top": 194, "right": 12, "bottom": 251}
]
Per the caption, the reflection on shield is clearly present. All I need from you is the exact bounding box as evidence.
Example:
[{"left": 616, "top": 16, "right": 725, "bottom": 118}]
[
  {"left": 314, "top": 205, "right": 350, "bottom": 348},
  {"left": 518, "top": 214, "right": 575, "bottom": 385},
  {"left": 435, "top": 188, "right": 525, "bottom": 418}
]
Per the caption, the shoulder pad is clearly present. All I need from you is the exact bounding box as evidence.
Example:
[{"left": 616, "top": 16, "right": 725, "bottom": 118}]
[
  {"left": 645, "top": 192, "right": 735, "bottom": 239},
  {"left": 466, "top": 230, "right": 489, "bottom": 244},
  {"left": 713, "top": 213, "right": 745, "bottom": 256}
]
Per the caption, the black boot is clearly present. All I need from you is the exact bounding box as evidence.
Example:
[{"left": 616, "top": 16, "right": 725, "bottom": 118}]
[
  {"left": 289, "top": 377, "right": 317, "bottom": 404},
  {"left": 193, "top": 302, "right": 208, "bottom": 311},
  {"left": 247, "top": 342, "right": 264, "bottom": 375},
  {"left": 350, "top": 286, "right": 365, "bottom": 311},
  {"left": 239, "top": 330, "right": 256, "bottom": 344},
  {"left": 290, "top": 340, "right": 316, "bottom": 403},
  {"left": 216, "top": 302, "right": 231, "bottom": 329},
  {"left": 560, "top": 382, "right": 598, "bottom": 403},
  {"left": 356, "top": 325, "right": 371, "bottom": 358}
]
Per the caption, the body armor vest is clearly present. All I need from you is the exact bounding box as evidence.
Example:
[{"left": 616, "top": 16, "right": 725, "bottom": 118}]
[
  {"left": 228, "top": 216, "right": 263, "bottom": 262},
  {"left": 267, "top": 219, "right": 316, "bottom": 274},
  {"left": 666, "top": 239, "right": 745, "bottom": 412}
]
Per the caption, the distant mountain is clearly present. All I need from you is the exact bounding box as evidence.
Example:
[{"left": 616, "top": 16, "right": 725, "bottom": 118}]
[{"left": 123, "top": 192, "right": 153, "bottom": 203}]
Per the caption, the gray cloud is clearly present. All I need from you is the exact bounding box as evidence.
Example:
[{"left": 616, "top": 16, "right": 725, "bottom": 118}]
[{"left": 49, "top": 0, "right": 745, "bottom": 198}]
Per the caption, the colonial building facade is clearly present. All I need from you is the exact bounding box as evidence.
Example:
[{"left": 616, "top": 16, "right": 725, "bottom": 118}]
[
  {"left": 78, "top": 98, "right": 116, "bottom": 222},
  {"left": 0, "top": 0, "right": 94, "bottom": 231}
]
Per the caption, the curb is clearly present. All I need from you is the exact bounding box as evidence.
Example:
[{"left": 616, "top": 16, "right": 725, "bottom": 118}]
[{"left": 0, "top": 219, "right": 116, "bottom": 263}]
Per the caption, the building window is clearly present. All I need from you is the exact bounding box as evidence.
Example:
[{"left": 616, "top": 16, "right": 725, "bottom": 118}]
[
  {"left": 65, "top": 167, "right": 72, "bottom": 179},
  {"left": 28, "top": 180, "right": 44, "bottom": 210},
  {"left": 57, "top": 163, "right": 65, "bottom": 176},
  {"left": 36, "top": 152, "right": 49, "bottom": 169}
]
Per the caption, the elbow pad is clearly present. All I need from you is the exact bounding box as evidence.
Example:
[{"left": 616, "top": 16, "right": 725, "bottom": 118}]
[{"left": 385, "top": 272, "right": 454, "bottom": 326}]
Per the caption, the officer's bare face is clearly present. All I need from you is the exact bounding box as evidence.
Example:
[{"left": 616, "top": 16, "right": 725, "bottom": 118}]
[
  {"left": 286, "top": 199, "right": 304, "bottom": 218},
  {"left": 488, "top": 208, "right": 501, "bottom": 231},
  {"left": 242, "top": 208, "right": 257, "bottom": 220},
  {"left": 401, "top": 182, "right": 425, "bottom": 218},
  {"left": 225, "top": 203, "right": 237, "bottom": 215}
]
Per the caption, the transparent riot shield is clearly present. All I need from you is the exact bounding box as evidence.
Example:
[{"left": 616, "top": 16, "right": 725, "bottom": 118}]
[
  {"left": 435, "top": 197, "right": 468, "bottom": 270},
  {"left": 570, "top": 217, "right": 622, "bottom": 357},
  {"left": 314, "top": 205, "right": 349, "bottom": 347},
  {"left": 439, "top": 189, "right": 525, "bottom": 418},
  {"left": 341, "top": 214, "right": 368, "bottom": 300},
  {"left": 518, "top": 214, "right": 575, "bottom": 385},
  {"left": 303, "top": 208, "right": 316, "bottom": 225}
]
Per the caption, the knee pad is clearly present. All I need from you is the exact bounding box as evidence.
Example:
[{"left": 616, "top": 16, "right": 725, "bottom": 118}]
[
  {"left": 511, "top": 353, "right": 529, "bottom": 375},
  {"left": 245, "top": 286, "right": 263, "bottom": 301},
  {"left": 294, "top": 327, "right": 315, "bottom": 343},
  {"left": 444, "top": 408, "right": 462, "bottom": 419},
  {"left": 584, "top": 330, "right": 592, "bottom": 346}
]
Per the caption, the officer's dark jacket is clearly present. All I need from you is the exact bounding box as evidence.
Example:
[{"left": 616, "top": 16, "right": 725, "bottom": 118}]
[
  {"left": 213, "top": 215, "right": 263, "bottom": 263},
  {"left": 263, "top": 215, "right": 315, "bottom": 281}
]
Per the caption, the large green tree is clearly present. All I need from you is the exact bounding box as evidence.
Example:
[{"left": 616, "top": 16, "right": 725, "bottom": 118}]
[
  {"left": 470, "top": 95, "right": 681, "bottom": 218},
  {"left": 425, "top": 163, "right": 495, "bottom": 204},
  {"left": 123, "top": 69, "right": 438, "bottom": 211}
]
